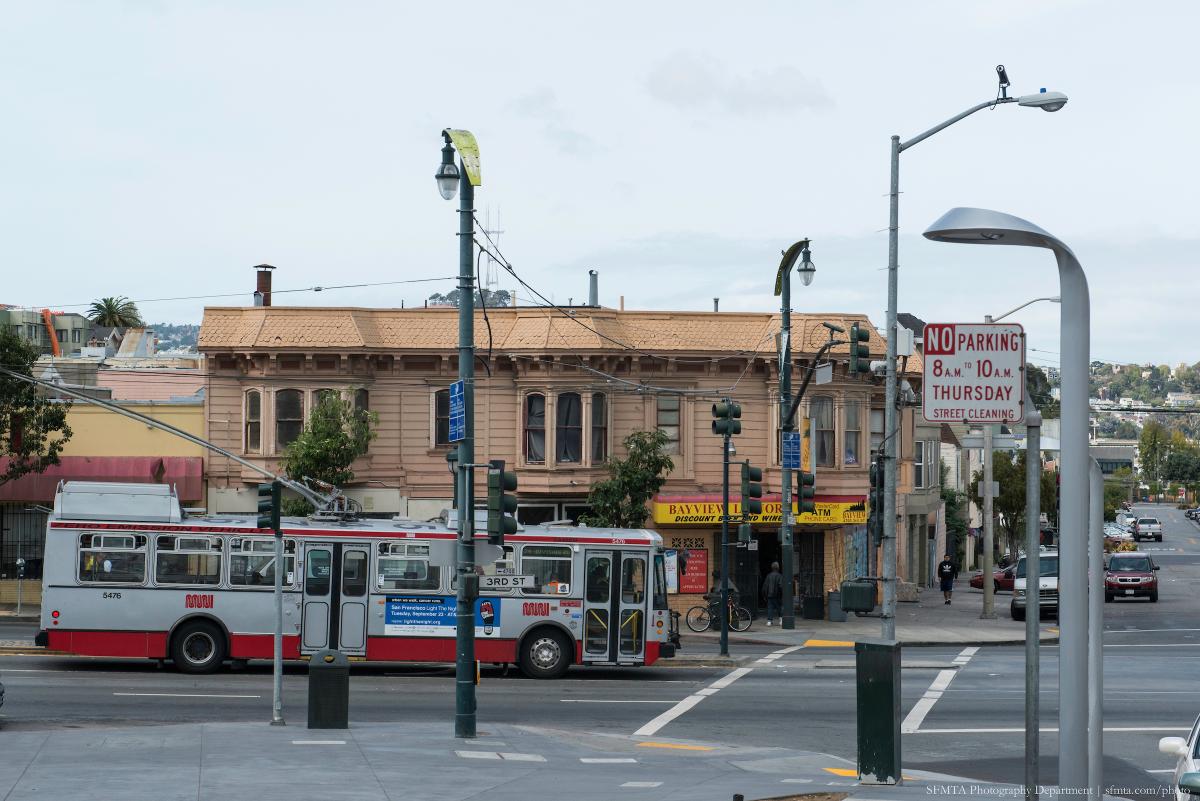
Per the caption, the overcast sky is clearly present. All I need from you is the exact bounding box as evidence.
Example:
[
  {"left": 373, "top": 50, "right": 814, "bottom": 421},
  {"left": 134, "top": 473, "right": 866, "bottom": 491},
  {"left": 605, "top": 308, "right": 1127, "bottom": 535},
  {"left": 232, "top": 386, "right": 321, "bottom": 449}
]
[{"left": 1, "top": 2, "right": 1195, "bottom": 368}]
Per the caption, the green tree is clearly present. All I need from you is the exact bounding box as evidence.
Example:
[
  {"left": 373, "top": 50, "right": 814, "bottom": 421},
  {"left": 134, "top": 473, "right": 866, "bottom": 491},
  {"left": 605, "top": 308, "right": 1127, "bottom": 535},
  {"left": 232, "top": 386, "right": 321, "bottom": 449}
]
[
  {"left": 1026, "top": 364, "right": 1060, "bottom": 418},
  {"left": 1139, "top": 420, "right": 1171, "bottom": 488},
  {"left": 0, "top": 328, "right": 73, "bottom": 485},
  {"left": 579, "top": 430, "right": 675, "bottom": 528},
  {"left": 278, "top": 391, "right": 377, "bottom": 514},
  {"left": 86, "top": 296, "right": 145, "bottom": 327},
  {"left": 427, "top": 288, "right": 512, "bottom": 308},
  {"left": 970, "top": 451, "right": 1057, "bottom": 560},
  {"left": 940, "top": 459, "right": 969, "bottom": 565}
]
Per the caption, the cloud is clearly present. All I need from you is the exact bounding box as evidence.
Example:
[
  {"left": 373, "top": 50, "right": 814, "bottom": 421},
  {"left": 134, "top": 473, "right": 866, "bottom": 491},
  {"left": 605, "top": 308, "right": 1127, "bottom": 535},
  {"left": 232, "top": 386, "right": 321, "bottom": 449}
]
[
  {"left": 646, "top": 51, "right": 833, "bottom": 115},
  {"left": 507, "top": 87, "right": 600, "bottom": 156}
]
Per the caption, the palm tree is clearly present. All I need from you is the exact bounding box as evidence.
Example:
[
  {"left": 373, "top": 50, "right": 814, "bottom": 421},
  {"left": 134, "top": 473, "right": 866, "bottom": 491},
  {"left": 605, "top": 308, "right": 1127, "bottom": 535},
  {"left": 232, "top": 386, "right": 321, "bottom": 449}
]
[{"left": 87, "top": 296, "right": 144, "bottom": 328}]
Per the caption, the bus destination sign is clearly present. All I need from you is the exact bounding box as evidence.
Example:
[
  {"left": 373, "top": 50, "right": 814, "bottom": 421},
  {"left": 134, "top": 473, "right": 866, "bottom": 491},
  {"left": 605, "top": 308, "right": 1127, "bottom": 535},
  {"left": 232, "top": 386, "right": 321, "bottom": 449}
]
[
  {"left": 478, "top": 575, "right": 536, "bottom": 590},
  {"left": 922, "top": 322, "right": 1025, "bottom": 424}
]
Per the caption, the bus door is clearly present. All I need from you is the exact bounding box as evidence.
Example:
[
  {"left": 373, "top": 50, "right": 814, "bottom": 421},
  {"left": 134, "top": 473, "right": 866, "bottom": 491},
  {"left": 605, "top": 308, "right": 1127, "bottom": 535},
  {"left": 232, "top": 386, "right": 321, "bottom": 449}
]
[
  {"left": 301, "top": 543, "right": 369, "bottom": 656},
  {"left": 582, "top": 550, "right": 649, "bottom": 663}
]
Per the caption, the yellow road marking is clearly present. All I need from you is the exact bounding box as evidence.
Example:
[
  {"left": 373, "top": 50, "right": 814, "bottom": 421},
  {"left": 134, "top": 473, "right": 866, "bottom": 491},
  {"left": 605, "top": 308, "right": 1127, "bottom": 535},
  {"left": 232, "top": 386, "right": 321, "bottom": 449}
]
[
  {"left": 637, "top": 742, "right": 715, "bottom": 752},
  {"left": 824, "top": 767, "right": 916, "bottom": 780},
  {"left": 804, "top": 639, "right": 855, "bottom": 648}
]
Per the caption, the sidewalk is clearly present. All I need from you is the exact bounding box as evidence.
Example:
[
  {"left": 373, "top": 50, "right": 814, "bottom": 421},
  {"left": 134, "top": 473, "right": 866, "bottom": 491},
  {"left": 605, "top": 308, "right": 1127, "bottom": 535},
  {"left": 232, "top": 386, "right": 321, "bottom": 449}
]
[
  {"left": 682, "top": 580, "right": 1057, "bottom": 650},
  {"left": 0, "top": 718, "right": 1121, "bottom": 801}
]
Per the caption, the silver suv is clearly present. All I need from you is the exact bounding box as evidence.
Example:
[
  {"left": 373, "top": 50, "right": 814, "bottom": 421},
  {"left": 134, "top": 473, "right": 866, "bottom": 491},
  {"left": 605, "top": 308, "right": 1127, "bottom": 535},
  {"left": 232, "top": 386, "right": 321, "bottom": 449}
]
[{"left": 1011, "top": 551, "right": 1059, "bottom": 622}]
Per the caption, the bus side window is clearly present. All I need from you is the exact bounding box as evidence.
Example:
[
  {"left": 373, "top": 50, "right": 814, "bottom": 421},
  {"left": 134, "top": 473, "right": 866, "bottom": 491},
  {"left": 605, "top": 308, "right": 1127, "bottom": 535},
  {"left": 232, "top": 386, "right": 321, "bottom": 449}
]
[
  {"left": 520, "top": 545, "right": 572, "bottom": 595},
  {"left": 78, "top": 532, "right": 148, "bottom": 585},
  {"left": 230, "top": 538, "right": 297, "bottom": 588},
  {"left": 653, "top": 554, "right": 668, "bottom": 610}
]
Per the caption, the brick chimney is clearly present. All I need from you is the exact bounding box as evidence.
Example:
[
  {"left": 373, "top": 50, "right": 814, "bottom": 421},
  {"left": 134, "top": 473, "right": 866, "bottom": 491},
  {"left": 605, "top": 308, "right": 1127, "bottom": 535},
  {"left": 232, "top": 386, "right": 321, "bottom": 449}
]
[{"left": 253, "top": 264, "right": 275, "bottom": 307}]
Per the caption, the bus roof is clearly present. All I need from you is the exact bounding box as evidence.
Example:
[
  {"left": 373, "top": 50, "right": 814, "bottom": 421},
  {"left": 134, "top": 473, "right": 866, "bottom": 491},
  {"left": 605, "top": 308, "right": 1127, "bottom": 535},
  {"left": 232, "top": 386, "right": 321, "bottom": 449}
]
[{"left": 49, "top": 481, "right": 662, "bottom": 547}]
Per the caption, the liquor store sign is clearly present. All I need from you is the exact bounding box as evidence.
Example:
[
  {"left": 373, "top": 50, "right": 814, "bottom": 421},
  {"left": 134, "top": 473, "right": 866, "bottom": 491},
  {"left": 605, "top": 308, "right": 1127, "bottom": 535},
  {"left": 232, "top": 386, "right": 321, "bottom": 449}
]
[
  {"left": 922, "top": 322, "right": 1025, "bottom": 423},
  {"left": 653, "top": 500, "right": 867, "bottom": 526}
]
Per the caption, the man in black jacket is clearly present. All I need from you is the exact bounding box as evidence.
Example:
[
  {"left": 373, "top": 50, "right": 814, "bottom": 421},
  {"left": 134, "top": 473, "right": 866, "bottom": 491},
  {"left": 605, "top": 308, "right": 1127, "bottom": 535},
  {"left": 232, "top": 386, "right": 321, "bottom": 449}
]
[
  {"left": 761, "top": 562, "right": 783, "bottom": 626},
  {"left": 937, "top": 553, "right": 958, "bottom": 605}
]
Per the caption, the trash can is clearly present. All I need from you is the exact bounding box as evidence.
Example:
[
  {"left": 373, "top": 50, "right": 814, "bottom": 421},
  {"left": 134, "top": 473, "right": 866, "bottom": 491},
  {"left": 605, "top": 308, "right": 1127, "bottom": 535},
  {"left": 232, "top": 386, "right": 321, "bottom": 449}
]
[
  {"left": 827, "top": 591, "right": 848, "bottom": 622},
  {"left": 308, "top": 649, "right": 349, "bottom": 729},
  {"left": 855, "top": 638, "right": 901, "bottom": 784}
]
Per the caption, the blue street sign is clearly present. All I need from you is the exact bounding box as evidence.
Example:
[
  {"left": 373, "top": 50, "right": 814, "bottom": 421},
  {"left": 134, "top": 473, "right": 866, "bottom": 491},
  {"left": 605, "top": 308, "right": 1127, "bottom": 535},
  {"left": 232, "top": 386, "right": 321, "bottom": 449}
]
[
  {"left": 448, "top": 380, "right": 466, "bottom": 442},
  {"left": 782, "top": 431, "right": 801, "bottom": 470}
]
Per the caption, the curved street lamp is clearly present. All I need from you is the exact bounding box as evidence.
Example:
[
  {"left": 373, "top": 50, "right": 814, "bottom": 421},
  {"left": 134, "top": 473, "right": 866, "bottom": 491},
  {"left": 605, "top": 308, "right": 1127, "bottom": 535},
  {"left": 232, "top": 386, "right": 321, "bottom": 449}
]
[
  {"left": 880, "top": 67, "right": 1068, "bottom": 656},
  {"left": 924, "top": 207, "right": 1094, "bottom": 798}
]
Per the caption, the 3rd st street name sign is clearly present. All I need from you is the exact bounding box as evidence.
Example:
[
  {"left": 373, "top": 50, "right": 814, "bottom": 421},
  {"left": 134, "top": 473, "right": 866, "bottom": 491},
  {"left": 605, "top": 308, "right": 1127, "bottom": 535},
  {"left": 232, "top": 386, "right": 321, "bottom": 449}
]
[{"left": 922, "top": 322, "right": 1025, "bottom": 423}]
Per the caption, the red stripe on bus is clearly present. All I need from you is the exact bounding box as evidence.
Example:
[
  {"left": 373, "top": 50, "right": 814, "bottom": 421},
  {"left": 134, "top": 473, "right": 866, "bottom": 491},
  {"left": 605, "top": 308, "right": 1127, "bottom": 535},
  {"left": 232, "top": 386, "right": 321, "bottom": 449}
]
[
  {"left": 229, "top": 634, "right": 302, "bottom": 660},
  {"left": 48, "top": 629, "right": 169, "bottom": 659},
  {"left": 364, "top": 636, "right": 518, "bottom": 663}
]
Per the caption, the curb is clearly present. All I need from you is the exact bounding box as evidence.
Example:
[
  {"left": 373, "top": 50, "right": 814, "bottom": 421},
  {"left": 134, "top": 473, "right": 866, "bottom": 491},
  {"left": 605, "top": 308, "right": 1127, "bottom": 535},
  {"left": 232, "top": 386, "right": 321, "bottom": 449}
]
[{"left": 0, "top": 646, "right": 61, "bottom": 656}]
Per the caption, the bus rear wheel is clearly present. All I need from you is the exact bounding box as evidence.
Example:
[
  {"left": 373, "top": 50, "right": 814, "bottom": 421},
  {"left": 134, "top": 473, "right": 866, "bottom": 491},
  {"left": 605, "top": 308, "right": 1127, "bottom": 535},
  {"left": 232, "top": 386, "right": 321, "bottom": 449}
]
[
  {"left": 171, "top": 620, "right": 227, "bottom": 674},
  {"left": 519, "top": 628, "right": 571, "bottom": 679}
]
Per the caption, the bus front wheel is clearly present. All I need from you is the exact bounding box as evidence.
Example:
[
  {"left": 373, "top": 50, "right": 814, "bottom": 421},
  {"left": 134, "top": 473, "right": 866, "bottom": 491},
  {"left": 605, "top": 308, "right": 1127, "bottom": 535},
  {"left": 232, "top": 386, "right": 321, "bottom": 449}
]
[
  {"left": 519, "top": 628, "right": 572, "bottom": 679},
  {"left": 171, "top": 620, "right": 227, "bottom": 674}
]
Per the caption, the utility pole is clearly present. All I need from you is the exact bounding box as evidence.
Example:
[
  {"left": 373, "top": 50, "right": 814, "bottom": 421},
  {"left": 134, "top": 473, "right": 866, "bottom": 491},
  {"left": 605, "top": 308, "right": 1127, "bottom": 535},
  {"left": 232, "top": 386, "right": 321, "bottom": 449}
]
[
  {"left": 778, "top": 257, "right": 796, "bottom": 630},
  {"left": 981, "top": 422, "right": 996, "bottom": 619},
  {"left": 1023, "top": 411, "right": 1042, "bottom": 801}
]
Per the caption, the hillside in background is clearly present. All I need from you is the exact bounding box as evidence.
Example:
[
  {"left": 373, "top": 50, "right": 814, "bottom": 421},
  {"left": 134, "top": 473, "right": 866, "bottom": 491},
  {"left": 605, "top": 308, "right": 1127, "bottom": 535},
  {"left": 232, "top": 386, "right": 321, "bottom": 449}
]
[{"left": 150, "top": 322, "right": 199, "bottom": 351}]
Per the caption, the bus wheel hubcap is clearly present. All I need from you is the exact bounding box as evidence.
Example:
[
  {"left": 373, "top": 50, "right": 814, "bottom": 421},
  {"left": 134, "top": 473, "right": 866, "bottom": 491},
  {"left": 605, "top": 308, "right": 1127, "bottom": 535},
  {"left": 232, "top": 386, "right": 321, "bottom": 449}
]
[
  {"left": 183, "top": 632, "right": 215, "bottom": 664},
  {"left": 531, "top": 637, "right": 560, "bottom": 669}
]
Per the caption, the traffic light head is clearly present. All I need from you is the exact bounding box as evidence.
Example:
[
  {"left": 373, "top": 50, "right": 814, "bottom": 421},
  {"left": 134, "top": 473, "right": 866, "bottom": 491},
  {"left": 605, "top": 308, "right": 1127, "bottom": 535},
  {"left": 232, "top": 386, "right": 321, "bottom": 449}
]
[
  {"left": 848, "top": 322, "right": 871, "bottom": 373},
  {"left": 256, "top": 481, "right": 281, "bottom": 531},
  {"left": 711, "top": 400, "right": 742, "bottom": 436},
  {"left": 740, "top": 460, "right": 763, "bottom": 516},
  {"left": 486, "top": 459, "right": 519, "bottom": 545},
  {"left": 738, "top": 522, "right": 753, "bottom": 544},
  {"left": 797, "top": 470, "right": 816, "bottom": 513}
]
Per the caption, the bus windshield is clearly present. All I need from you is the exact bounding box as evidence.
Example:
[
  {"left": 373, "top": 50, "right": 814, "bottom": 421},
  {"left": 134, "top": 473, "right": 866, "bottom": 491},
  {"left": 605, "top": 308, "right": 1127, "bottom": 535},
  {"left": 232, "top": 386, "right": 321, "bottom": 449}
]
[{"left": 1016, "top": 556, "right": 1059, "bottom": 578}]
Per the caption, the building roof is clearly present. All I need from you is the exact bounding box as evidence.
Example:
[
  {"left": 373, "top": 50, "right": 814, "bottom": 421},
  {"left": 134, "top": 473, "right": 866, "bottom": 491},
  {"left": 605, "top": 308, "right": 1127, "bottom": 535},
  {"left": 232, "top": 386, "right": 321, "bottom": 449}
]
[
  {"left": 199, "top": 306, "right": 917, "bottom": 367},
  {"left": 1089, "top": 444, "right": 1136, "bottom": 461}
]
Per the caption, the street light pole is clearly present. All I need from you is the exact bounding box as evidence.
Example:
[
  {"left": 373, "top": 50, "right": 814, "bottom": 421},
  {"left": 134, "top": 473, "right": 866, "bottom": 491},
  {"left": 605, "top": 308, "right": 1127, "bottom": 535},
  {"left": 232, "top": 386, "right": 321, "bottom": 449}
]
[
  {"left": 924, "top": 206, "right": 1091, "bottom": 795},
  {"left": 776, "top": 240, "right": 815, "bottom": 631},
  {"left": 882, "top": 68, "right": 1067, "bottom": 640},
  {"left": 437, "top": 129, "right": 482, "bottom": 739},
  {"left": 1023, "top": 411, "right": 1042, "bottom": 801}
]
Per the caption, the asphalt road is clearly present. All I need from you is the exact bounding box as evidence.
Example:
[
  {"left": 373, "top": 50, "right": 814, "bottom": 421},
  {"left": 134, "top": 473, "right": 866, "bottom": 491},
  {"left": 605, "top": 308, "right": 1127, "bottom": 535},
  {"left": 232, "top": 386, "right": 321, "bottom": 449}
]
[{"left": 1, "top": 502, "right": 1196, "bottom": 799}]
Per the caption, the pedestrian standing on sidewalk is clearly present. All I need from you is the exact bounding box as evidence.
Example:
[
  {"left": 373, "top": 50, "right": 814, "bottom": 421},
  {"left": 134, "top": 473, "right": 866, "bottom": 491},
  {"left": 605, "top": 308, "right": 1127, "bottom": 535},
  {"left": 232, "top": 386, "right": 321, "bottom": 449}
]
[
  {"left": 761, "top": 562, "right": 783, "bottom": 626},
  {"left": 937, "top": 553, "right": 958, "bottom": 605}
]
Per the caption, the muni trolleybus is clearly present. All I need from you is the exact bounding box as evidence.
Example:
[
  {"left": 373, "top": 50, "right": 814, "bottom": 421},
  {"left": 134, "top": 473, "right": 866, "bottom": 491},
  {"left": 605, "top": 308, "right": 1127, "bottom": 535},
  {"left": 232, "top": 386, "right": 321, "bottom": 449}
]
[{"left": 36, "top": 481, "right": 678, "bottom": 678}]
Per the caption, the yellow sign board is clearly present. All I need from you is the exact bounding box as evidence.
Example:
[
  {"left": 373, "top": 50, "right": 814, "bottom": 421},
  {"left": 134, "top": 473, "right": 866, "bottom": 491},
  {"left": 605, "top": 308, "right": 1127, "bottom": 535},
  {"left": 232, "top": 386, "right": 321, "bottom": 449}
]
[
  {"left": 653, "top": 499, "right": 867, "bottom": 526},
  {"left": 443, "top": 129, "right": 481, "bottom": 186}
]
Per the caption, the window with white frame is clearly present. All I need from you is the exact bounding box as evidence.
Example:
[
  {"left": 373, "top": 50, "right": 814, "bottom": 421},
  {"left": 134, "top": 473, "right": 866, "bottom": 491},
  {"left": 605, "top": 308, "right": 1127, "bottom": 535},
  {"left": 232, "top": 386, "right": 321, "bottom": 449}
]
[
  {"left": 844, "top": 401, "right": 862, "bottom": 467},
  {"left": 275, "top": 389, "right": 303, "bottom": 452},
  {"left": 811, "top": 397, "right": 834, "bottom": 467},
  {"left": 914, "top": 439, "right": 939, "bottom": 489},
  {"left": 656, "top": 395, "right": 681, "bottom": 455},
  {"left": 524, "top": 393, "right": 547, "bottom": 463},
  {"left": 155, "top": 535, "right": 222, "bottom": 586},
  {"left": 244, "top": 390, "right": 262, "bottom": 453},
  {"left": 556, "top": 392, "right": 583, "bottom": 463},
  {"left": 230, "top": 538, "right": 296, "bottom": 588}
]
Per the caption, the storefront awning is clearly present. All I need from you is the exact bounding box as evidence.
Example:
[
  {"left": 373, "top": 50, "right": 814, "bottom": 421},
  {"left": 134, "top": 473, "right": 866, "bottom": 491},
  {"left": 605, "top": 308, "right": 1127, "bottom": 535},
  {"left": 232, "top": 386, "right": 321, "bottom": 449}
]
[
  {"left": 0, "top": 456, "right": 203, "bottom": 503},
  {"left": 652, "top": 493, "right": 867, "bottom": 526}
]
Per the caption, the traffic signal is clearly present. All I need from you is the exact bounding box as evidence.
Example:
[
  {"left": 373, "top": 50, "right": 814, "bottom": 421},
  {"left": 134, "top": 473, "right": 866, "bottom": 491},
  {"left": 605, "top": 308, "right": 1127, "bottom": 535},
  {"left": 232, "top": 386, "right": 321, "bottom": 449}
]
[
  {"left": 797, "top": 470, "right": 816, "bottom": 514},
  {"left": 486, "top": 459, "right": 518, "bottom": 546},
  {"left": 869, "top": 456, "right": 885, "bottom": 545},
  {"left": 711, "top": 400, "right": 742, "bottom": 436},
  {"left": 256, "top": 481, "right": 281, "bottom": 531},
  {"left": 741, "top": 461, "right": 763, "bottom": 517},
  {"left": 738, "top": 522, "right": 753, "bottom": 544},
  {"left": 848, "top": 322, "right": 871, "bottom": 374}
]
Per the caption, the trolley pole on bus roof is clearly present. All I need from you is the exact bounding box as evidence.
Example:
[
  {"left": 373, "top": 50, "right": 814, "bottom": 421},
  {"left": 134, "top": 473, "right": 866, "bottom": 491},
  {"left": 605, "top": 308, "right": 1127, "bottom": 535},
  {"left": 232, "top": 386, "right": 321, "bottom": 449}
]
[{"left": 437, "top": 128, "right": 481, "bottom": 739}]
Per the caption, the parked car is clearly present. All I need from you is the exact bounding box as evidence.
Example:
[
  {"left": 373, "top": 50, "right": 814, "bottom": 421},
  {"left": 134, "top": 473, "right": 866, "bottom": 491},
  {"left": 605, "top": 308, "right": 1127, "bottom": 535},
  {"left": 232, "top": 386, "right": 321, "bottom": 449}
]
[
  {"left": 1133, "top": 517, "right": 1164, "bottom": 542},
  {"left": 1011, "top": 551, "right": 1059, "bottom": 622},
  {"left": 1160, "top": 713, "right": 1200, "bottom": 801},
  {"left": 970, "top": 565, "right": 1016, "bottom": 592},
  {"left": 1186, "top": 507, "right": 1200, "bottom": 521},
  {"left": 1105, "top": 552, "right": 1159, "bottom": 602}
]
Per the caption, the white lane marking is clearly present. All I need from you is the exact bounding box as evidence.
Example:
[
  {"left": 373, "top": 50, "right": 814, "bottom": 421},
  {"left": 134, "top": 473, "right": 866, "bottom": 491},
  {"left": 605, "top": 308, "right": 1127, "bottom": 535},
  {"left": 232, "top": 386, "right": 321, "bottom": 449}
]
[
  {"left": 708, "top": 667, "right": 752, "bottom": 689},
  {"left": 1105, "top": 628, "right": 1200, "bottom": 634},
  {"left": 621, "top": 782, "right": 663, "bottom": 788},
  {"left": 112, "top": 692, "right": 260, "bottom": 699},
  {"left": 633, "top": 694, "right": 706, "bottom": 737},
  {"left": 913, "top": 726, "right": 1190, "bottom": 734},
  {"left": 560, "top": 699, "right": 673, "bottom": 704},
  {"left": 292, "top": 740, "right": 345, "bottom": 745},
  {"left": 776, "top": 645, "right": 804, "bottom": 655},
  {"left": 499, "top": 753, "right": 546, "bottom": 762},
  {"left": 781, "top": 778, "right": 813, "bottom": 783},
  {"left": 754, "top": 659, "right": 774, "bottom": 665},
  {"left": 1103, "top": 644, "right": 1200, "bottom": 648},
  {"left": 456, "top": 750, "right": 501, "bottom": 759},
  {"left": 695, "top": 688, "right": 719, "bottom": 696},
  {"left": 902, "top": 647, "right": 976, "bottom": 734},
  {"left": 1147, "top": 769, "right": 1177, "bottom": 774},
  {"left": 581, "top": 758, "right": 637, "bottom": 764}
]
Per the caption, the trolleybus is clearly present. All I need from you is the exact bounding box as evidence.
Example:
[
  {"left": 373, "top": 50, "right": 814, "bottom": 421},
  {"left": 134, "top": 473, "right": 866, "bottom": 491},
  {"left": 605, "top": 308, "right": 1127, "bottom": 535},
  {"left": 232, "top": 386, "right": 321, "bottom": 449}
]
[{"left": 36, "top": 481, "right": 678, "bottom": 678}]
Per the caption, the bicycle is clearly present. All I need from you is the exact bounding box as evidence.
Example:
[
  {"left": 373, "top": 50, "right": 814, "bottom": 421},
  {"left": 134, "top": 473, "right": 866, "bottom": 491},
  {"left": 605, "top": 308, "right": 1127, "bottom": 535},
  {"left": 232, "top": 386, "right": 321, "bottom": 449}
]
[{"left": 685, "top": 597, "right": 752, "bottom": 633}]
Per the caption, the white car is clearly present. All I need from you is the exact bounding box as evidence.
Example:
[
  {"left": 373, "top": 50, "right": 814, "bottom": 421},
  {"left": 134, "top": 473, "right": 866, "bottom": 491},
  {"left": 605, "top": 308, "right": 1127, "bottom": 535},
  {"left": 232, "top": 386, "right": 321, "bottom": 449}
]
[{"left": 1160, "top": 713, "right": 1200, "bottom": 800}]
